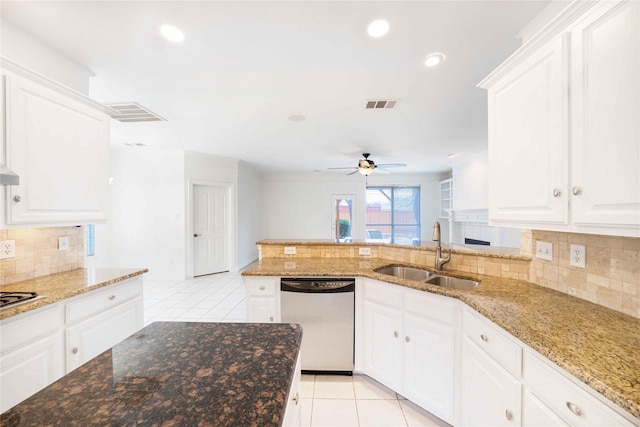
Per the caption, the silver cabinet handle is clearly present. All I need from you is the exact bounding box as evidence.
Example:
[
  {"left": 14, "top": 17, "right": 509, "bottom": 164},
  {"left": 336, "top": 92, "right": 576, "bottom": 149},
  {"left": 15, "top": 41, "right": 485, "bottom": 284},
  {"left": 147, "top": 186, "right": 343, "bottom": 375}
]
[
  {"left": 109, "top": 295, "right": 116, "bottom": 300},
  {"left": 269, "top": 316, "right": 274, "bottom": 322},
  {"left": 393, "top": 331, "right": 399, "bottom": 338},
  {"left": 480, "top": 334, "right": 489, "bottom": 342},
  {"left": 259, "top": 285, "right": 266, "bottom": 290},
  {"left": 13, "top": 195, "right": 21, "bottom": 202},
  {"left": 566, "top": 401, "right": 582, "bottom": 416},
  {"left": 193, "top": 233, "right": 201, "bottom": 237},
  {"left": 572, "top": 186, "right": 582, "bottom": 196},
  {"left": 553, "top": 188, "right": 561, "bottom": 198},
  {"left": 405, "top": 336, "right": 410, "bottom": 343},
  {"left": 71, "top": 347, "right": 78, "bottom": 355},
  {"left": 505, "top": 409, "right": 513, "bottom": 421},
  {"left": 292, "top": 392, "right": 299, "bottom": 405}
]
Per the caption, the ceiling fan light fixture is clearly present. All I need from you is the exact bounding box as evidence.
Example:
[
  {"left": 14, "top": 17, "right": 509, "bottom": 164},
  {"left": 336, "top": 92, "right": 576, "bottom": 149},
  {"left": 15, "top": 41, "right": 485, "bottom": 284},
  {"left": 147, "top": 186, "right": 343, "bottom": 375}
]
[{"left": 358, "top": 167, "right": 375, "bottom": 176}]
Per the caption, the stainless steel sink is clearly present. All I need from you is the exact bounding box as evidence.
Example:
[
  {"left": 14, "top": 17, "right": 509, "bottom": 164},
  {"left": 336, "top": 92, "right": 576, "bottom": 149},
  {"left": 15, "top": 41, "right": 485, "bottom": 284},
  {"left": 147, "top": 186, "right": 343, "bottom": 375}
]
[
  {"left": 374, "top": 266, "right": 435, "bottom": 281},
  {"left": 424, "top": 275, "right": 480, "bottom": 290},
  {"left": 375, "top": 265, "right": 480, "bottom": 290}
]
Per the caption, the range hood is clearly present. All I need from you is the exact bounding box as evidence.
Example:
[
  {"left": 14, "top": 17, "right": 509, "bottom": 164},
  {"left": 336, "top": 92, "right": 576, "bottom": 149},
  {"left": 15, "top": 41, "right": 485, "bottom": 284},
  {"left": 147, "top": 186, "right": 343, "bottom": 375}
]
[{"left": 0, "top": 165, "right": 19, "bottom": 185}]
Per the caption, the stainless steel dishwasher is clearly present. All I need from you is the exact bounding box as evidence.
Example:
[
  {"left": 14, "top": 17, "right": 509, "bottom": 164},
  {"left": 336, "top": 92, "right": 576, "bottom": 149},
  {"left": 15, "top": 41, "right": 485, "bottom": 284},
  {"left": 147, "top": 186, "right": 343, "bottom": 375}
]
[{"left": 280, "top": 278, "right": 354, "bottom": 374}]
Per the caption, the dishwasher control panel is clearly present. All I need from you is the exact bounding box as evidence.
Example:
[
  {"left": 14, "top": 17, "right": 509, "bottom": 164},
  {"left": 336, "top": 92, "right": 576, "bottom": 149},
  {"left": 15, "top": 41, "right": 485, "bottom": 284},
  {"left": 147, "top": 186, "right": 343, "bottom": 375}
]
[{"left": 281, "top": 278, "right": 355, "bottom": 292}]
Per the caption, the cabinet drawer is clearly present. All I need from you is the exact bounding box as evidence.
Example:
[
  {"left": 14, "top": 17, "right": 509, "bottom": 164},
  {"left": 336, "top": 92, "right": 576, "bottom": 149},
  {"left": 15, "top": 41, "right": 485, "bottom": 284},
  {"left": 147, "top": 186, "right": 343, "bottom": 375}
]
[
  {"left": 463, "top": 308, "right": 522, "bottom": 377},
  {"left": 66, "top": 279, "right": 142, "bottom": 324},
  {"left": 0, "top": 304, "right": 64, "bottom": 354},
  {"left": 524, "top": 352, "right": 633, "bottom": 426},
  {"left": 245, "top": 278, "right": 278, "bottom": 296},
  {"left": 404, "top": 288, "right": 458, "bottom": 326}
]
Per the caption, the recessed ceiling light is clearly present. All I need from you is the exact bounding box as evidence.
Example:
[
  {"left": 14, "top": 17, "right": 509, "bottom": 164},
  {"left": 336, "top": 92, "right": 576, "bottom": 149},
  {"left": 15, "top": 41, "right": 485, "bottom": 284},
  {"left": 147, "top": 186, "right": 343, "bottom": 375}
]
[
  {"left": 288, "top": 114, "right": 306, "bottom": 122},
  {"left": 367, "top": 19, "right": 390, "bottom": 38},
  {"left": 160, "top": 25, "right": 185, "bottom": 43},
  {"left": 424, "top": 52, "right": 446, "bottom": 68}
]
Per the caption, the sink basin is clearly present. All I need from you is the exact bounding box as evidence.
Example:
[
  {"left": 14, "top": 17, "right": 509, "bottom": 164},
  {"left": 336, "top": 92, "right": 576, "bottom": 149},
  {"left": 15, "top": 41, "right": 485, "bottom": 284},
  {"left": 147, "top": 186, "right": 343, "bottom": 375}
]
[
  {"left": 375, "top": 265, "right": 480, "bottom": 290},
  {"left": 374, "top": 266, "right": 435, "bottom": 281},
  {"left": 425, "top": 275, "right": 480, "bottom": 290}
]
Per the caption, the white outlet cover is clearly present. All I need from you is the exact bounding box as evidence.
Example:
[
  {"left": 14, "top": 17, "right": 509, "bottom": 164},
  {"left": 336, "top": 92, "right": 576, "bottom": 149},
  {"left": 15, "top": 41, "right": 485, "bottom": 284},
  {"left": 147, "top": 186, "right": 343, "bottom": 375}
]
[
  {"left": 570, "top": 244, "right": 586, "bottom": 268},
  {"left": 535, "top": 240, "right": 553, "bottom": 261},
  {"left": 359, "top": 247, "right": 371, "bottom": 256},
  {"left": 283, "top": 246, "right": 297, "bottom": 255},
  {"left": 0, "top": 240, "right": 16, "bottom": 259}
]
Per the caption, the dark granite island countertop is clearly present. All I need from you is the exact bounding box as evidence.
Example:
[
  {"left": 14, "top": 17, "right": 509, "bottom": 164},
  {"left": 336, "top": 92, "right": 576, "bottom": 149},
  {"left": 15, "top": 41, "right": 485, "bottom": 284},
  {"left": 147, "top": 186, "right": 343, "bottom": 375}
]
[{"left": 1, "top": 322, "right": 303, "bottom": 427}]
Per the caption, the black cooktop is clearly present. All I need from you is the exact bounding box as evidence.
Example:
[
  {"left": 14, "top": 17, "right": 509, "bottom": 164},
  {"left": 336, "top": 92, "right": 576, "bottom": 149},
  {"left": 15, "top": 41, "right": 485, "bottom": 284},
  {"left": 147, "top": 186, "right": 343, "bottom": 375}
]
[{"left": 0, "top": 291, "right": 39, "bottom": 309}]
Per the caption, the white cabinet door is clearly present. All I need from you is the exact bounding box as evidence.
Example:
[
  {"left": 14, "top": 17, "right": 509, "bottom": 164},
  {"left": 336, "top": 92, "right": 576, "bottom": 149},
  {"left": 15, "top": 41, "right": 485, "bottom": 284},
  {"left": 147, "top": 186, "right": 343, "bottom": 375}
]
[
  {"left": 460, "top": 336, "right": 522, "bottom": 427},
  {"left": 5, "top": 73, "right": 110, "bottom": 225},
  {"left": 363, "top": 300, "right": 403, "bottom": 391},
  {"left": 570, "top": 0, "right": 640, "bottom": 232},
  {"left": 523, "top": 390, "right": 568, "bottom": 427},
  {"left": 487, "top": 35, "right": 568, "bottom": 225},
  {"left": 66, "top": 298, "right": 142, "bottom": 372},
  {"left": 282, "top": 353, "right": 302, "bottom": 427},
  {"left": 403, "top": 313, "right": 456, "bottom": 424},
  {"left": 0, "top": 330, "right": 64, "bottom": 412}
]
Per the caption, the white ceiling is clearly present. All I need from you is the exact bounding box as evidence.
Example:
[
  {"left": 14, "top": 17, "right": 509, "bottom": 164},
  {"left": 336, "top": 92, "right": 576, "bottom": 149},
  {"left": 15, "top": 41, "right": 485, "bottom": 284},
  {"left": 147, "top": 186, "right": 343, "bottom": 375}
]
[{"left": 1, "top": 1, "right": 551, "bottom": 174}]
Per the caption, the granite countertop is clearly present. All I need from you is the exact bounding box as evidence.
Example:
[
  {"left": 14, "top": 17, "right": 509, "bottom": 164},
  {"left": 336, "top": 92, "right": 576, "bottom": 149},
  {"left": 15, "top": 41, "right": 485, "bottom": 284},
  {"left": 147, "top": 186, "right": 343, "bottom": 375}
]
[
  {"left": 242, "top": 257, "right": 640, "bottom": 420},
  {"left": 0, "top": 268, "right": 149, "bottom": 321},
  {"left": 0, "top": 322, "right": 303, "bottom": 427}
]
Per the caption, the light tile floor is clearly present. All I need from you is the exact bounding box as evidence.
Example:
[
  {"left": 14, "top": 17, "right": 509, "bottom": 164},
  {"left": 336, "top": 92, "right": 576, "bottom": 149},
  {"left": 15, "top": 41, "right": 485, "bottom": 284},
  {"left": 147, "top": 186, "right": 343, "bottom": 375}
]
[{"left": 143, "top": 272, "right": 450, "bottom": 427}]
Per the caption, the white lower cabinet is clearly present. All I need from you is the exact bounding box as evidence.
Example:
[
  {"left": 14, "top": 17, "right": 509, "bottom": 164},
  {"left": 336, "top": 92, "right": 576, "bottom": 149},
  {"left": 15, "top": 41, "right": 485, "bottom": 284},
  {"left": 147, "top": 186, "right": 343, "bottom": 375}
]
[
  {"left": 523, "top": 390, "right": 568, "bottom": 427},
  {"left": 0, "top": 304, "right": 65, "bottom": 412},
  {"left": 244, "top": 277, "right": 279, "bottom": 323},
  {"left": 0, "top": 277, "right": 144, "bottom": 411},
  {"left": 362, "top": 279, "right": 458, "bottom": 425},
  {"left": 66, "top": 298, "right": 142, "bottom": 372},
  {"left": 282, "top": 352, "right": 303, "bottom": 427},
  {"left": 460, "top": 336, "right": 522, "bottom": 426}
]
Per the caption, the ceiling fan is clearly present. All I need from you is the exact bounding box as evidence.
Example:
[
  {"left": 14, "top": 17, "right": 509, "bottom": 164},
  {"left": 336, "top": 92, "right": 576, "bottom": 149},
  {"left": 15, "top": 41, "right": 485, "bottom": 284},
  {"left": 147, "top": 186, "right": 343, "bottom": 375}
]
[{"left": 328, "top": 153, "right": 407, "bottom": 176}]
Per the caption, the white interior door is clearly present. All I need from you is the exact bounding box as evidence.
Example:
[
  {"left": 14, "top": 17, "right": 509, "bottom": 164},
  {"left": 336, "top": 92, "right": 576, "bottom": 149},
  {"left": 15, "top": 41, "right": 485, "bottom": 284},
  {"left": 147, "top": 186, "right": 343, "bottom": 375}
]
[{"left": 193, "top": 185, "right": 229, "bottom": 276}]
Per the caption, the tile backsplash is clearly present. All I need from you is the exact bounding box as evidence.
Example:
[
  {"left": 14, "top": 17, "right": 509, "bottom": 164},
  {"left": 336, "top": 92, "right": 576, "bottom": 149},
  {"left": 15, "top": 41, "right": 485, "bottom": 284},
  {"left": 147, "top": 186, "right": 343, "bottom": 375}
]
[
  {"left": 0, "top": 226, "right": 85, "bottom": 285},
  {"left": 522, "top": 230, "right": 639, "bottom": 318}
]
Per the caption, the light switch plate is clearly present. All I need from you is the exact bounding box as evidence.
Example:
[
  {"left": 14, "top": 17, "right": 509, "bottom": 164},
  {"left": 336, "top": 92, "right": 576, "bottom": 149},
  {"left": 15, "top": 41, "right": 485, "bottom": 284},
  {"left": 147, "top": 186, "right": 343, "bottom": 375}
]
[
  {"left": 535, "top": 240, "right": 553, "bottom": 261},
  {"left": 0, "top": 240, "right": 16, "bottom": 259},
  {"left": 570, "top": 244, "right": 586, "bottom": 268},
  {"left": 58, "top": 236, "right": 70, "bottom": 251},
  {"left": 283, "top": 246, "right": 297, "bottom": 255}
]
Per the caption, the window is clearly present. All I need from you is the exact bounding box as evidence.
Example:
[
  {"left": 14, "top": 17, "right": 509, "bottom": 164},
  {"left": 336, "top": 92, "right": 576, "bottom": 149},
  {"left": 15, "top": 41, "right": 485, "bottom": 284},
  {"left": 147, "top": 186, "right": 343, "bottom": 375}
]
[
  {"left": 366, "top": 186, "right": 420, "bottom": 245},
  {"left": 86, "top": 224, "right": 95, "bottom": 257}
]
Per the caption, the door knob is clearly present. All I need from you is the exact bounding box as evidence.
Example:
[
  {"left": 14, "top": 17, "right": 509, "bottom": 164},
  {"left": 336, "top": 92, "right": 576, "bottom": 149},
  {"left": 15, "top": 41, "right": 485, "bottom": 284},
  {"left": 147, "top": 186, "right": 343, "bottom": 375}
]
[{"left": 193, "top": 234, "right": 201, "bottom": 237}]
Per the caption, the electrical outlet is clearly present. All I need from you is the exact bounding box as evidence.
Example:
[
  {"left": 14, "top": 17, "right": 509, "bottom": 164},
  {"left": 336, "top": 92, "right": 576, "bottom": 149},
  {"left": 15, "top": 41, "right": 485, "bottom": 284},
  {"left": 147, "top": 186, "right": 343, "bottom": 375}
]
[
  {"left": 359, "top": 247, "right": 371, "bottom": 256},
  {"left": 0, "top": 240, "right": 16, "bottom": 259},
  {"left": 283, "top": 246, "right": 297, "bottom": 255},
  {"left": 570, "top": 244, "right": 586, "bottom": 268},
  {"left": 58, "top": 236, "right": 70, "bottom": 251},
  {"left": 535, "top": 240, "right": 553, "bottom": 261},
  {"left": 568, "top": 287, "right": 577, "bottom": 296}
]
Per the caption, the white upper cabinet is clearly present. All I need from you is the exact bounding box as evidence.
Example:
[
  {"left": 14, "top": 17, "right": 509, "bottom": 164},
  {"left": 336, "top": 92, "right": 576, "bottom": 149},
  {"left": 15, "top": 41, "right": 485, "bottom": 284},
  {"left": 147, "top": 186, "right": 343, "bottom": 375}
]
[
  {"left": 569, "top": 1, "right": 640, "bottom": 231},
  {"left": 3, "top": 69, "right": 111, "bottom": 226},
  {"left": 479, "top": 0, "right": 640, "bottom": 238}
]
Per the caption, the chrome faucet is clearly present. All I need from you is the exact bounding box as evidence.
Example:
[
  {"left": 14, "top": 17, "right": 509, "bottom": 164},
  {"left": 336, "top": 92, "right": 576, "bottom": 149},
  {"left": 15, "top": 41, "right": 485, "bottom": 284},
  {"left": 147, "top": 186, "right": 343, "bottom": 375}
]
[{"left": 432, "top": 221, "right": 451, "bottom": 270}]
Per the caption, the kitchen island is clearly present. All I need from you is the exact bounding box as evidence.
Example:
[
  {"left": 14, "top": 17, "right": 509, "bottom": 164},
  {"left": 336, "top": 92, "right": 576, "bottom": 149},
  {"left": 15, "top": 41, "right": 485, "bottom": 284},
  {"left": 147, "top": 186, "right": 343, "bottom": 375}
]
[{"left": 0, "top": 321, "right": 303, "bottom": 427}]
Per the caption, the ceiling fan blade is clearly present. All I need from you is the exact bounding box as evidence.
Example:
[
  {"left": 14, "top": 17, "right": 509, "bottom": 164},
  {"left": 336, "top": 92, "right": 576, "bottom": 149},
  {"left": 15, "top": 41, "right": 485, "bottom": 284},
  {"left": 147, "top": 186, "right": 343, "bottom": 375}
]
[
  {"left": 347, "top": 170, "right": 360, "bottom": 176},
  {"left": 328, "top": 167, "right": 357, "bottom": 170},
  {"left": 376, "top": 168, "right": 392, "bottom": 174},
  {"left": 376, "top": 163, "right": 406, "bottom": 168}
]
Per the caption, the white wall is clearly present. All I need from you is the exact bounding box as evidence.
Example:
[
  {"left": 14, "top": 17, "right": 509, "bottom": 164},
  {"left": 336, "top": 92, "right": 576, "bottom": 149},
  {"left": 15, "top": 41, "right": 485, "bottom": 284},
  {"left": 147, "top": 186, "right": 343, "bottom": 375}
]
[
  {"left": 237, "top": 161, "right": 262, "bottom": 269},
  {"left": 0, "top": 20, "right": 93, "bottom": 94},
  {"left": 452, "top": 151, "right": 489, "bottom": 211},
  {"left": 261, "top": 172, "right": 444, "bottom": 242},
  {"left": 98, "top": 147, "right": 186, "bottom": 279}
]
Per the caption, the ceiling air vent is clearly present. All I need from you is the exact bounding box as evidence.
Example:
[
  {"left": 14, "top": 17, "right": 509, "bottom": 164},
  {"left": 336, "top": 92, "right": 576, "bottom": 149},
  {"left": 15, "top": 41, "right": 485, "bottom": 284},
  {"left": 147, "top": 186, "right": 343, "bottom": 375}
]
[
  {"left": 105, "top": 102, "right": 166, "bottom": 122},
  {"left": 365, "top": 99, "right": 398, "bottom": 109}
]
